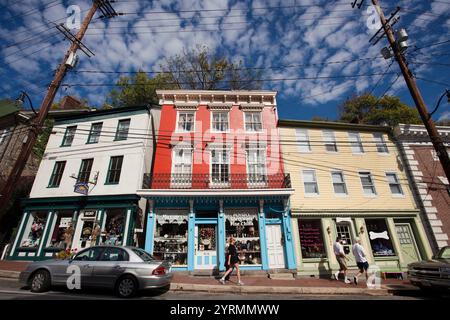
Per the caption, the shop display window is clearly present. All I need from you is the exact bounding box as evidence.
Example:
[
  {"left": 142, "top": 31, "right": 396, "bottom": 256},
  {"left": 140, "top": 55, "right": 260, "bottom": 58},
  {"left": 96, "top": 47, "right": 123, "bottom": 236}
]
[
  {"left": 298, "top": 219, "right": 327, "bottom": 259},
  {"left": 225, "top": 210, "right": 261, "bottom": 265},
  {"left": 20, "top": 211, "right": 48, "bottom": 248},
  {"left": 46, "top": 211, "right": 74, "bottom": 249},
  {"left": 365, "top": 219, "right": 396, "bottom": 257},
  {"left": 100, "top": 209, "right": 126, "bottom": 246},
  {"left": 153, "top": 212, "right": 188, "bottom": 266}
]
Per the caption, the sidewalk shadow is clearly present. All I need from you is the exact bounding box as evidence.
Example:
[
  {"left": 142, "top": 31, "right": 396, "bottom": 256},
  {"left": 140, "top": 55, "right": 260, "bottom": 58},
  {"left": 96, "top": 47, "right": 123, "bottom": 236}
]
[{"left": 317, "top": 259, "right": 332, "bottom": 280}]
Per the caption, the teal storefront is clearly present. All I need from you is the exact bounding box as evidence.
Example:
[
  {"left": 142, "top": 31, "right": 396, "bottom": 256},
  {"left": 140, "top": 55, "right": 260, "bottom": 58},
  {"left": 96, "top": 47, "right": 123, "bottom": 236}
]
[
  {"left": 143, "top": 195, "right": 297, "bottom": 272},
  {"left": 8, "top": 195, "right": 139, "bottom": 261}
]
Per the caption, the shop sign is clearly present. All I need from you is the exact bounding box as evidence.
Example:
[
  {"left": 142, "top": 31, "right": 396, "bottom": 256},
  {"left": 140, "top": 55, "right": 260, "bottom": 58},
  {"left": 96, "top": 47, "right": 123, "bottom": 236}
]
[
  {"left": 157, "top": 214, "right": 188, "bottom": 224},
  {"left": 81, "top": 210, "right": 96, "bottom": 220},
  {"left": 59, "top": 217, "right": 72, "bottom": 228},
  {"left": 74, "top": 182, "right": 89, "bottom": 195},
  {"left": 227, "top": 212, "right": 256, "bottom": 226}
]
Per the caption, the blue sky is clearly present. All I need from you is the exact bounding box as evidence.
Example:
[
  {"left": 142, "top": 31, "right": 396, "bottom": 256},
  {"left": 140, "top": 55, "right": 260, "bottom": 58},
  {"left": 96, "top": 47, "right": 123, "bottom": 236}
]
[{"left": 0, "top": 0, "right": 449, "bottom": 122}]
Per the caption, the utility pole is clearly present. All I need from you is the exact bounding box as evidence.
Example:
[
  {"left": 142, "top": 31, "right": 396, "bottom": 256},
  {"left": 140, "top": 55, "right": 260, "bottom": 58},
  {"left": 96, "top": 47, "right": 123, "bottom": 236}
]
[
  {"left": 370, "top": 0, "right": 450, "bottom": 184},
  {"left": 0, "top": 1, "right": 118, "bottom": 213}
]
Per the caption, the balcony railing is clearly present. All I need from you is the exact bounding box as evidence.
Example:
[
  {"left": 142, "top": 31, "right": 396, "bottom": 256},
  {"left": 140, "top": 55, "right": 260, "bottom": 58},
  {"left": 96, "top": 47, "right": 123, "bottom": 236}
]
[{"left": 142, "top": 173, "right": 291, "bottom": 189}]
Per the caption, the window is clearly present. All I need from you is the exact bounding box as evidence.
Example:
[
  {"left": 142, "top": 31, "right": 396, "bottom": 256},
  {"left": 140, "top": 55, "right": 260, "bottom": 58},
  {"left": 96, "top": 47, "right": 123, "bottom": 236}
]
[
  {"left": 98, "top": 209, "right": 126, "bottom": 245},
  {"left": 74, "top": 247, "right": 104, "bottom": 261},
  {"left": 61, "top": 126, "right": 76, "bottom": 146},
  {"left": 99, "top": 247, "right": 129, "bottom": 261},
  {"left": 386, "top": 172, "right": 403, "bottom": 195},
  {"left": 77, "top": 159, "right": 93, "bottom": 183},
  {"left": 331, "top": 171, "right": 347, "bottom": 195},
  {"left": 153, "top": 211, "right": 188, "bottom": 266},
  {"left": 212, "top": 112, "right": 229, "bottom": 132},
  {"left": 115, "top": 119, "right": 130, "bottom": 141},
  {"left": 48, "top": 161, "right": 66, "bottom": 187},
  {"left": 225, "top": 210, "right": 261, "bottom": 265},
  {"left": 303, "top": 169, "right": 319, "bottom": 195},
  {"left": 46, "top": 210, "right": 73, "bottom": 249},
  {"left": 359, "top": 171, "right": 376, "bottom": 195},
  {"left": 298, "top": 219, "right": 326, "bottom": 259},
  {"left": 323, "top": 130, "right": 337, "bottom": 152},
  {"left": 87, "top": 122, "right": 102, "bottom": 144},
  {"left": 172, "top": 148, "right": 192, "bottom": 185},
  {"left": 0, "top": 127, "right": 10, "bottom": 145},
  {"left": 245, "top": 112, "right": 262, "bottom": 132},
  {"left": 19, "top": 211, "right": 48, "bottom": 248},
  {"left": 365, "top": 219, "right": 396, "bottom": 257},
  {"left": 177, "top": 112, "right": 195, "bottom": 132},
  {"left": 348, "top": 132, "right": 364, "bottom": 153},
  {"left": 246, "top": 146, "right": 266, "bottom": 184},
  {"left": 211, "top": 149, "right": 230, "bottom": 184},
  {"left": 373, "top": 133, "right": 388, "bottom": 153},
  {"left": 106, "top": 156, "right": 123, "bottom": 184},
  {"left": 132, "top": 248, "right": 154, "bottom": 262},
  {"left": 296, "top": 129, "right": 311, "bottom": 152}
]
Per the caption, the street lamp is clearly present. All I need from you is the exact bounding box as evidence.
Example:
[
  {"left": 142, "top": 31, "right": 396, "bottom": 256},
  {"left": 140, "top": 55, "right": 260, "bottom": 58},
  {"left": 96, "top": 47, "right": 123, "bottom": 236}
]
[
  {"left": 428, "top": 89, "right": 450, "bottom": 119},
  {"left": 15, "top": 90, "right": 37, "bottom": 116}
]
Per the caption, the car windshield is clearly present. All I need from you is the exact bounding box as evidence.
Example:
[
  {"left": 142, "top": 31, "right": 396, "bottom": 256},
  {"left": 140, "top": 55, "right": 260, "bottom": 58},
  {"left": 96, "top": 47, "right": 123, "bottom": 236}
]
[
  {"left": 439, "top": 247, "right": 450, "bottom": 259},
  {"left": 132, "top": 248, "right": 155, "bottom": 262}
]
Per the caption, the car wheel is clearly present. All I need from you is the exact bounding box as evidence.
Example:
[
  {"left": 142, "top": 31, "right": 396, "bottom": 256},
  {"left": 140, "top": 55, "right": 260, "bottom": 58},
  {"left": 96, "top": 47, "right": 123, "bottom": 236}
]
[
  {"left": 30, "top": 270, "right": 51, "bottom": 293},
  {"left": 115, "top": 275, "right": 138, "bottom": 298}
]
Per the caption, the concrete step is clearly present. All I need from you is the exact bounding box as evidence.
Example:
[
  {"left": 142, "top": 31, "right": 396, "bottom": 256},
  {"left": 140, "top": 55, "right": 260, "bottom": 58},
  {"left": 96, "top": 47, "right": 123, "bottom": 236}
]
[{"left": 268, "top": 273, "right": 296, "bottom": 280}]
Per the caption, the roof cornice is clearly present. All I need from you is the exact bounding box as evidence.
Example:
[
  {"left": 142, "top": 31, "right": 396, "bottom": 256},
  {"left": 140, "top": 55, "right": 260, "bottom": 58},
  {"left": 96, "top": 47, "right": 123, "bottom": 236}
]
[{"left": 278, "top": 119, "right": 392, "bottom": 133}]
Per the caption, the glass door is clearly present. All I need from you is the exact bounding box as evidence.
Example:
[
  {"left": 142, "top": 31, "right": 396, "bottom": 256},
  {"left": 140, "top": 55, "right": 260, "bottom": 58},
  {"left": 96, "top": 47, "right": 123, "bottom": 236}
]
[
  {"left": 194, "top": 224, "right": 217, "bottom": 269},
  {"left": 336, "top": 223, "right": 356, "bottom": 266}
]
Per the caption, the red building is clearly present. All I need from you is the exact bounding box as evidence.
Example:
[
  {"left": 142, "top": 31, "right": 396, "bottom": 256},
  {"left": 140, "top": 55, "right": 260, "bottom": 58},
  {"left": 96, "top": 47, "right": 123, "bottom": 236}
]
[
  {"left": 395, "top": 124, "right": 450, "bottom": 253},
  {"left": 138, "top": 90, "right": 296, "bottom": 273}
]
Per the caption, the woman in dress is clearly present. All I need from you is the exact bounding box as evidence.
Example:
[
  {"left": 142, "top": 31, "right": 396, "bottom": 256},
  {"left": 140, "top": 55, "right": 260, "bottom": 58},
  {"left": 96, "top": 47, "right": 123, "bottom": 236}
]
[{"left": 219, "top": 237, "right": 244, "bottom": 285}]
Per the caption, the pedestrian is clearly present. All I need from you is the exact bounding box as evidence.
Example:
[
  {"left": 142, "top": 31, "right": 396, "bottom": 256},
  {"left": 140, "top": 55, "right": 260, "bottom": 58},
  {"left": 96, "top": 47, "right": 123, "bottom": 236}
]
[
  {"left": 219, "top": 237, "right": 244, "bottom": 285},
  {"left": 333, "top": 236, "right": 351, "bottom": 284},
  {"left": 352, "top": 237, "right": 369, "bottom": 285}
]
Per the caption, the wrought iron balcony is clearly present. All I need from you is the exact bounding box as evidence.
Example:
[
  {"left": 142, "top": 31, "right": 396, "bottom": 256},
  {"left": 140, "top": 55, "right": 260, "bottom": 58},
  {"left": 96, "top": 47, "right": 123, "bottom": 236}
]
[{"left": 142, "top": 173, "right": 291, "bottom": 189}]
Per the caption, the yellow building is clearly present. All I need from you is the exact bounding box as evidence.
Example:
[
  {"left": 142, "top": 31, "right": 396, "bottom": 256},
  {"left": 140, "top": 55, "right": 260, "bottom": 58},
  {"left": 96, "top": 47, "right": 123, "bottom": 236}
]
[{"left": 278, "top": 120, "right": 433, "bottom": 277}]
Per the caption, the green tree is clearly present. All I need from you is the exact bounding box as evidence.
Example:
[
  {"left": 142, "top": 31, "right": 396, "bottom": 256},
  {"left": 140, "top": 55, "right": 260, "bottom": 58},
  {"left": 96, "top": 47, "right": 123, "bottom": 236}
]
[
  {"left": 107, "top": 46, "right": 263, "bottom": 107},
  {"left": 338, "top": 94, "right": 421, "bottom": 126},
  {"left": 33, "top": 118, "right": 54, "bottom": 160}
]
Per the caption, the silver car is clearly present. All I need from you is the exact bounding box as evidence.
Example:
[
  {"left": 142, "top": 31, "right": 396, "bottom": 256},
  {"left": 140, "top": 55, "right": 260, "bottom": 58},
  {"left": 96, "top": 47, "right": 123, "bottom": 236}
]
[{"left": 19, "top": 246, "right": 173, "bottom": 298}]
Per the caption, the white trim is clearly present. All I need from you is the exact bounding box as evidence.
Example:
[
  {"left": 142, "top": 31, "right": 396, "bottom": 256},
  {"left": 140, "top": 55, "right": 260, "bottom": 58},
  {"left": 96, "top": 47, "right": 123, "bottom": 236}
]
[
  {"left": 385, "top": 171, "right": 405, "bottom": 197},
  {"left": 295, "top": 128, "right": 312, "bottom": 153},
  {"left": 10, "top": 212, "right": 28, "bottom": 255},
  {"left": 122, "top": 209, "right": 131, "bottom": 245},
  {"left": 137, "top": 188, "right": 295, "bottom": 197},
  {"left": 243, "top": 111, "right": 264, "bottom": 133},
  {"left": 348, "top": 131, "right": 365, "bottom": 154},
  {"left": 301, "top": 168, "right": 319, "bottom": 197},
  {"left": 330, "top": 170, "right": 348, "bottom": 196},
  {"left": 209, "top": 147, "right": 231, "bottom": 188},
  {"left": 322, "top": 129, "right": 338, "bottom": 153},
  {"left": 358, "top": 170, "right": 377, "bottom": 197}
]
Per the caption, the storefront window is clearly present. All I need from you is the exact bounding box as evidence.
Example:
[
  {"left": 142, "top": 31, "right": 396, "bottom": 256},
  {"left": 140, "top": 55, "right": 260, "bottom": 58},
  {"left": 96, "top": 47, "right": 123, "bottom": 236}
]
[
  {"left": 225, "top": 210, "right": 261, "bottom": 265},
  {"left": 46, "top": 211, "right": 74, "bottom": 249},
  {"left": 100, "top": 209, "right": 126, "bottom": 246},
  {"left": 298, "top": 219, "right": 327, "bottom": 259},
  {"left": 20, "top": 212, "right": 48, "bottom": 248},
  {"left": 365, "top": 219, "right": 396, "bottom": 257},
  {"left": 153, "top": 211, "right": 188, "bottom": 266}
]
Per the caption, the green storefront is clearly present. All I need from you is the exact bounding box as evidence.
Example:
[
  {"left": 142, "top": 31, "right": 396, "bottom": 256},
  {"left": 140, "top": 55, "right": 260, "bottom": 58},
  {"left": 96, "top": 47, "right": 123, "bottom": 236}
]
[{"left": 8, "top": 195, "right": 139, "bottom": 261}]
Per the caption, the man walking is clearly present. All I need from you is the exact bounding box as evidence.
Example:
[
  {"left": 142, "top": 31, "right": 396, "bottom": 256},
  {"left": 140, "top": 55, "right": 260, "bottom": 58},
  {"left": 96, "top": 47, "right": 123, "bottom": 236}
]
[
  {"left": 352, "top": 237, "right": 369, "bottom": 285},
  {"left": 333, "top": 236, "right": 351, "bottom": 284}
]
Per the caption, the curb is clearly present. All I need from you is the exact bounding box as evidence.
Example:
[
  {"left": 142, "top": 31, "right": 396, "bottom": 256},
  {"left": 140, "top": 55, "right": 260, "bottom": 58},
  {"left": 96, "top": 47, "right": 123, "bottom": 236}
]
[
  {"left": 169, "top": 283, "right": 390, "bottom": 296},
  {"left": 0, "top": 270, "right": 20, "bottom": 279}
]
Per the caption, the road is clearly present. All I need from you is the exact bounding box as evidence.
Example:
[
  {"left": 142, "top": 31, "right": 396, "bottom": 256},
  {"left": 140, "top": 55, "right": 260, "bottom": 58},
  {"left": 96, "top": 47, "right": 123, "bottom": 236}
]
[{"left": 0, "top": 278, "right": 444, "bottom": 300}]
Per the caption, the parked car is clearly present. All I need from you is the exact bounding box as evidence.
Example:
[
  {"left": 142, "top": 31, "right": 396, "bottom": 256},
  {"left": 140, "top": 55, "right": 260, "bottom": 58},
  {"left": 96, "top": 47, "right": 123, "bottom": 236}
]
[
  {"left": 19, "top": 246, "right": 173, "bottom": 298},
  {"left": 407, "top": 245, "right": 450, "bottom": 292}
]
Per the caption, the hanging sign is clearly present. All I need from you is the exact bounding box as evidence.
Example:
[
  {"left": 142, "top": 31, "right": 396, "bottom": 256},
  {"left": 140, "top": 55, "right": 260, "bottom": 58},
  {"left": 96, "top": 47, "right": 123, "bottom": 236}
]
[{"left": 74, "top": 182, "right": 89, "bottom": 195}]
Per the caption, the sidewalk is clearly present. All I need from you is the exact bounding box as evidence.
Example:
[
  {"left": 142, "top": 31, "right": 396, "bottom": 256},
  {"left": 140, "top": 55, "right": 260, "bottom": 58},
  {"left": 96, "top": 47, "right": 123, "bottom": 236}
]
[{"left": 0, "top": 260, "right": 417, "bottom": 296}]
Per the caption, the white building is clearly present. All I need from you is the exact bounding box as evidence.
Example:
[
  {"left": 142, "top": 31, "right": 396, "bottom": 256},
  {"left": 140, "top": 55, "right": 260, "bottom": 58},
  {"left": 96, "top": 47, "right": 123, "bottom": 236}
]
[{"left": 9, "top": 105, "right": 160, "bottom": 260}]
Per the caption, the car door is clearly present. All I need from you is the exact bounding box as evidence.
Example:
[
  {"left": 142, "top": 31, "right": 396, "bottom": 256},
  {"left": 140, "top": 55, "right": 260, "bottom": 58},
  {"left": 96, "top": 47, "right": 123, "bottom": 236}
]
[
  {"left": 70, "top": 247, "right": 104, "bottom": 288},
  {"left": 91, "top": 247, "right": 130, "bottom": 288}
]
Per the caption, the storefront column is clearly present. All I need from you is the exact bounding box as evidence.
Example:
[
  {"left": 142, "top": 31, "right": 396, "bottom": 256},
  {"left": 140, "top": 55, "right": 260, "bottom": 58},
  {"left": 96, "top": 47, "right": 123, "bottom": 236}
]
[
  {"left": 144, "top": 200, "right": 155, "bottom": 253},
  {"left": 291, "top": 217, "right": 302, "bottom": 270},
  {"left": 281, "top": 201, "right": 296, "bottom": 270},
  {"left": 122, "top": 209, "right": 132, "bottom": 246},
  {"left": 325, "top": 218, "right": 339, "bottom": 271},
  {"left": 187, "top": 199, "right": 195, "bottom": 272},
  {"left": 36, "top": 211, "right": 55, "bottom": 259},
  {"left": 354, "top": 218, "right": 374, "bottom": 264},
  {"left": 9, "top": 211, "right": 30, "bottom": 258},
  {"left": 217, "top": 200, "right": 226, "bottom": 272},
  {"left": 95, "top": 209, "right": 104, "bottom": 246},
  {"left": 258, "top": 200, "right": 269, "bottom": 270},
  {"left": 412, "top": 216, "right": 433, "bottom": 260},
  {"left": 386, "top": 217, "right": 403, "bottom": 269}
]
